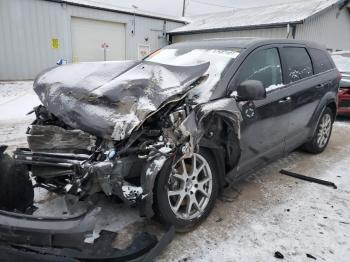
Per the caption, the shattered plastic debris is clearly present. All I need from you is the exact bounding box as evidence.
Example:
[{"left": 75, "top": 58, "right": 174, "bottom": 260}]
[
  {"left": 146, "top": 156, "right": 167, "bottom": 177},
  {"left": 122, "top": 185, "right": 143, "bottom": 201},
  {"left": 306, "top": 253, "right": 317, "bottom": 260},
  {"left": 274, "top": 251, "right": 284, "bottom": 259},
  {"left": 158, "top": 146, "right": 173, "bottom": 154},
  {"left": 84, "top": 230, "right": 101, "bottom": 244}
]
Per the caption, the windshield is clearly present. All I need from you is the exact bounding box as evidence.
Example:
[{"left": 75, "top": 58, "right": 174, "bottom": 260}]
[
  {"left": 332, "top": 53, "right": 350, "bottom": 72},
  {"left": 146, "top": 47, "right": 240, "bottom": 103}
]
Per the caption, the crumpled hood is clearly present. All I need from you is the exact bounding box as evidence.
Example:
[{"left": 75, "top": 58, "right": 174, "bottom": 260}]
[{"left": 34, "top": 60, "right": 209, "bottom": 140}]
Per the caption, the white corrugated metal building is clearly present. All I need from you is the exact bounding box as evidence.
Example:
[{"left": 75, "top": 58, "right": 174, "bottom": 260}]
[
  {"left": 0, "top": 0, "right": 185, "bottom": 80},
  {"left": 168, "top": 0, "right": 350, "bottom": 51}
]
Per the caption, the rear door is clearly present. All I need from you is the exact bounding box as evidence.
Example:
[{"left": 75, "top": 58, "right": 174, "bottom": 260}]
[
  {"left": 233, "top": 46, "right": 290, "bottom": 175},
  {"left": 280, "top": 46, "right": 333, "bottom": 151}
]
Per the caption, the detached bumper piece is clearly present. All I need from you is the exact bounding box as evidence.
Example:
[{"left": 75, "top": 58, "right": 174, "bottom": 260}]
[
  {"left": 0, "top": 208, "right": 168, "bottom": 261},
  {"left": 280, "top": 169, "right": 337, "bottom": 189}
]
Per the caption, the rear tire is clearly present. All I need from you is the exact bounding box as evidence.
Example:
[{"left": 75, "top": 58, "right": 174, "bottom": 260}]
[
  {"left": 154, "top": 150, "right": 219, "bottom": 232},
  {"left": 302, "top": 107, "right": 334, "bottom": 154}
]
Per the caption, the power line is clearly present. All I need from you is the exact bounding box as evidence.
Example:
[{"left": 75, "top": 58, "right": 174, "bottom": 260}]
[{"left": 191, "top": 0, "right": 236, "bottom": 9}]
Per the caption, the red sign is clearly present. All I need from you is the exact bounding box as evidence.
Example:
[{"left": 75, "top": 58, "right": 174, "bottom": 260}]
[{"left": 101, "top": 43, "right": 109, "bottom": 49}]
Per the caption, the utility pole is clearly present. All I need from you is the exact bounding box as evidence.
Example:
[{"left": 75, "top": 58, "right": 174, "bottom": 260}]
[
  {"left": 132, "top": 5, "right": 138, "bottom": 36},
  {"left": 182, "top": 0, "right": 186, "bottom": 17}
]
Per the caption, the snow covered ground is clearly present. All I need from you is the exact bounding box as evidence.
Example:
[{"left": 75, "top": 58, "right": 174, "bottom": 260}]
[
  {"left": 0, "top": 81, "right": 39, "bottom": 152},
  {"left": 0, "top": 81, "right": 39, "bottom": 121},
  {"left": 1, "top": 81, "right": 350, "bottom": 261},
  {"left": 157, "top": 120, "right": 350, "bottom": 262}
]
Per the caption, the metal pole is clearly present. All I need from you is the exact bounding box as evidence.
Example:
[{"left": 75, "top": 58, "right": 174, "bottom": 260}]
[
  {"left": 182, "top": 0, "right": 186, "bottom": 17},
  {"left": 133, "top": 11, "right": 136, "bottom": 35}
]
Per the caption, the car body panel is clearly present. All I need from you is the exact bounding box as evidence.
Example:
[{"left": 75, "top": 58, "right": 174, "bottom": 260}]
[
  {"left": 284, "top": 70, "right": 339, "bottom": 151},
  {"left": 229, "top": 44, "right": 289, "bottom": 175},
  {"left": 225, "top": 41, "right": 338, "bottom": 176}
]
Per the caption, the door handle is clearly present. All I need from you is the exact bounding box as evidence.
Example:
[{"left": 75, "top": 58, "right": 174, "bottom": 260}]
[
  {"left": 316, "top": 83, "right": 326, "bottom": 89},
  {"left": 278, "top": 96, "right": 291, "bottom": 103}
]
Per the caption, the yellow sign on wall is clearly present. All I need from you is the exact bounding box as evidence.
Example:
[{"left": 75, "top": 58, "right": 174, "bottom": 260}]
[{"left": 51, "top": 38, "right": 60, "bottom": 49}]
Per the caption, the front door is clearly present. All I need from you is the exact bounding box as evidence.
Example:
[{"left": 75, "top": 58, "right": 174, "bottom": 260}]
[
  {"left": 280, "top": 46, "right": 335, "bottom": 151},
  {"left": 231, "top": 46, "right": 291, "bottom": 175}
]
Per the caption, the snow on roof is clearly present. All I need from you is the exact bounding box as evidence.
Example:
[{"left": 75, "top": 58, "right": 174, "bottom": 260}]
[
  {"left": 45, "top": 0, "right": 186, "bottom": 23},
  {"left": 169, "top": 0, "right": 344, "bottom": 34}
]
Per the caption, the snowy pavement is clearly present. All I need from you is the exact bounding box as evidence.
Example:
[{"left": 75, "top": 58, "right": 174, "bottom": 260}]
[
  {"left": 157, "top": 120, "right": 350, "bottom": 262},
  {"left": 1, "top": 81, "right": 350, "bottom": 261},
  {"left": 0, "top": 81, "right": 39, "bottom": 152},
  {"left": 0, "top": 81, "right": 39, "bottom": 121}
]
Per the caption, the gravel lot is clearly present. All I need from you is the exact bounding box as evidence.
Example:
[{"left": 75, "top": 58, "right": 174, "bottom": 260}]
[{"left": 1, "top": 81, "right": 349, "bottom": 262}]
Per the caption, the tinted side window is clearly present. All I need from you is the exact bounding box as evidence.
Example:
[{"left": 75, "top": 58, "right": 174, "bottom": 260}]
[
  {"left": 309, "top": 48, "right": 334, "bottom": 74},
  {"left": 236, "top": 48, "right": 283, "bottom": 91},
  {"left": 283, "top": 47, "right": 313, "bottom": 83}
]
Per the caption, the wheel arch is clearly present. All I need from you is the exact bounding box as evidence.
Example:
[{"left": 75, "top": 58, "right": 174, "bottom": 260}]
[
  {"left": 326, "top": 101, "right": 337, "bottom": 121},
  {"left": 198, "top": 114, "right": 241, "bottom": 189},
  {"left": 308, "top": 93, "right": 337, "bottom": 139}
]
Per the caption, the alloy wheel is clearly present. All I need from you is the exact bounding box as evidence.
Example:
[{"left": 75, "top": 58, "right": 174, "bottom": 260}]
[
  {"left": 317, "top": 113, "right": 332, "bottom": 148},
  {"left": 166, "top": 153, "right": 213, "bottom": 220}
]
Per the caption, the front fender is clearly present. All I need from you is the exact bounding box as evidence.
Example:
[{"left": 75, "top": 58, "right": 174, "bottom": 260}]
[
  {"left": 180, "top": 98, "right": 242, "bottom": 145},
  {"left": 180, "top": 98, "right": 243, "bottom": 183},
  {"left": 139, "top": 156, "right": 170, "bottom": 218}
]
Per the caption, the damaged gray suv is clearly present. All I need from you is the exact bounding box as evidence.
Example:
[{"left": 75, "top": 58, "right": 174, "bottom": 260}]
[{"left": 0, "top": 38, "right": 339, "bottom": 237}]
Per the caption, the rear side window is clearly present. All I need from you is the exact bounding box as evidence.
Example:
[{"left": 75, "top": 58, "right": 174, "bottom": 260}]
[
  {"left": 309, "top": 48, "right": 334, "bottom": 74},
  {"left": 236, "top": 48, "right": 283, "bottom": 91},
  {"left": 283, "top": 47, "right": 313, "bottom": 83}
]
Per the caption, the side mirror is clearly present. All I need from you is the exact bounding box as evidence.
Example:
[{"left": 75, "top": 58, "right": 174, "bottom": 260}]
[{"left": 234, "top": 80, "right": 266, "bottom": 101}]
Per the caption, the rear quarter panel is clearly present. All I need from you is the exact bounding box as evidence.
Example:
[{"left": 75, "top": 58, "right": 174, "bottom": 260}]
[{"left": 307, "top": 69, "right": 339, "bottom": 139}]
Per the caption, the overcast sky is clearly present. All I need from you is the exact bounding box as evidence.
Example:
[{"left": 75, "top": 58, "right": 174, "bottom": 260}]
[{"left": 95, "top": 0, "right": 301, "bottom": 17}]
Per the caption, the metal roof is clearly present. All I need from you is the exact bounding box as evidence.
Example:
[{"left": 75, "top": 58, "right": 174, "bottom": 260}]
[
  {"left": 166, "top": 37, "right": 263, "bottom": 49},
  {"left": 168, "top": 0, "right": 346, "bottom": 35},
  {"left": 43, "top": 0, "right": 186, "bottom": 23},
  {"left": 166, "top": 37, "right": 326, "bottom": 50}
]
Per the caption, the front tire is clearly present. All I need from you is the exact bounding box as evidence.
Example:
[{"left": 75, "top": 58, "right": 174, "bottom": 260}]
[
  {"left": 302, "top": 107, "right": 334, "bottom": 154},
  {"left": 0, "top": 153, "right": 34, "bottom": 212},
  {"left": 154, "top": 150, "right": 219, "bottom": 232}
]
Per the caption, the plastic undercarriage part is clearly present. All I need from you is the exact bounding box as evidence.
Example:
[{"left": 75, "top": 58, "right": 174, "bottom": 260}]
[{"left": 0, "top": 207, "right": 175, "bottom": 261}]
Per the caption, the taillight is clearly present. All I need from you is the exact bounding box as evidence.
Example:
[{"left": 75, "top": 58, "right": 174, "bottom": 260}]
[
  {"left": 339, "top": 88, "right": 350, "bottom": 95},
  {"left": 339, "top": 89, "right": 347, "bottom": 95}
]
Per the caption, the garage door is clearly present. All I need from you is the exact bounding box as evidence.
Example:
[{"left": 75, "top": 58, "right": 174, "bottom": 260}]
[{"left": 71, "top": 17, "right": 126, "bottom": 62}]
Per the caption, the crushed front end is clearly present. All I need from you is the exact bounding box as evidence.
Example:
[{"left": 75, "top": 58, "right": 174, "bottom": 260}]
[
  {"left": 0, "top": 61, "right": 209, "bottom": 260},
  {"left": 17, "top": 101, "right": 192, "bottom": 216},
  {"left": 0, "top": 101, "right": 183, "bottom": 260}
]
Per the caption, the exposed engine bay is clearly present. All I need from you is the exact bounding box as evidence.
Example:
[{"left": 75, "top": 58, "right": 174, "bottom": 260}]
[{"left": 16, "top": 100, "right": 191, "bottom": 216}]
